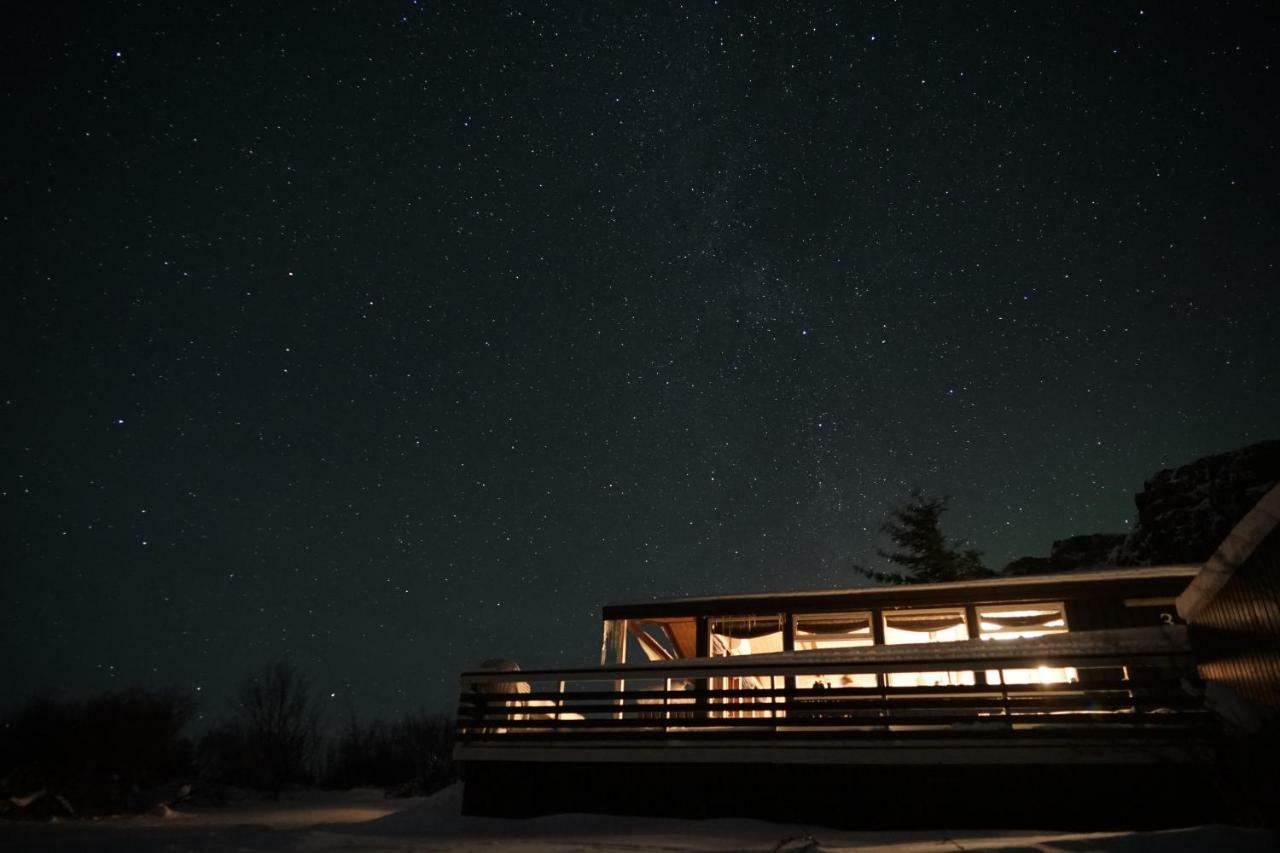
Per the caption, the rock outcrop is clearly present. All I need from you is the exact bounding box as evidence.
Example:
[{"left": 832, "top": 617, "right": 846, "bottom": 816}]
[
  {"left": 1003, "top": 440, "right": 1280, "bottom": 574},
  {"left": 1111, "top": 439, "right": 1280, "bottom": 566},
  {"left": 1003, "top": 533, "right": 1126, "bottom": 576}
]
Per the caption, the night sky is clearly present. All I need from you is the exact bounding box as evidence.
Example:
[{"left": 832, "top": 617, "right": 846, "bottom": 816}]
[{"left": 6, "top": 2, "right": 1278, "bottom": 724}]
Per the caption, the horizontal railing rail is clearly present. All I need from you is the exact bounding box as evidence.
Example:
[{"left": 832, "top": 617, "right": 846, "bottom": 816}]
[
  {"left": 458, "top": 678, "right": 1188, "bottom": 705},
  {"left": 459, "top": 626, "right": 1193, "bottom": 684},
  {"left": 455, "top": 628, "right": 1210, "bottom": 745}
]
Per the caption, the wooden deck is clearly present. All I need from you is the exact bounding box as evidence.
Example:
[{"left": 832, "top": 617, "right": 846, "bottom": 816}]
[
  {"left": 454, "top": 627, "right": 1224, "bottom": 826},
  {"left": 457, "top": 626, "right": 1211, "bottom": 755}
]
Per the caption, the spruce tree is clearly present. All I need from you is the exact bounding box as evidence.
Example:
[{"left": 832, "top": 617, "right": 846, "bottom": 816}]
[{"left": 854, "top": 489, "right": 994, "bottom": 584}]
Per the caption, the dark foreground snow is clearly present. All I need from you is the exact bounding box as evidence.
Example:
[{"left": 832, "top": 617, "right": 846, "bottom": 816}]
[{"left": 1, "top": 784, "right": 1275, "bottom": 852}]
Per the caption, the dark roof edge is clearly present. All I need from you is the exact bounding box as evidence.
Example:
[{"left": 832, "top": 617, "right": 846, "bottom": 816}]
[
  {"left": 1177, "top": 484, "right": 1280, "bottom": 621},
  {"left": 603, "top": 564, "right": 1201, "bottom": 619}
]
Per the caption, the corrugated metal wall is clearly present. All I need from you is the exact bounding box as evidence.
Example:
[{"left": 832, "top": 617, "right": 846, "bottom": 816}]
[{"left": 1189, "top": 529, "right": 1280, "bottom": 710}]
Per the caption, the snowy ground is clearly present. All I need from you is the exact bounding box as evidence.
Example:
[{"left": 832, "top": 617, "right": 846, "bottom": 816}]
[{"left": 2, "top": 784, "right": 1275, "bottom": 852}]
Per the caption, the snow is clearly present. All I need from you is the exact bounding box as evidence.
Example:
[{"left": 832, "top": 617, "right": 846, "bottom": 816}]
[{"left": 1, "top": 785, "right": 1274, "bottom": 852}]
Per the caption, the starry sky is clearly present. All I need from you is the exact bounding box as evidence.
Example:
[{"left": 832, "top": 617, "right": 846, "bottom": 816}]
[{"left": 5, "top": 2, "right": 1278, "bottom": 724}]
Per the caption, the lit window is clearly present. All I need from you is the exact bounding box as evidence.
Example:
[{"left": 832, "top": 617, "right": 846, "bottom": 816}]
[
  {"left": 793, "top": 612, "right": 875, "bottom": 688},
  {"left": 976, "top": 603, "right": 1075, "bottom": 685},
  {"left": 708, "top": 615, "right": 784, "bottom": 718},
  {"left": 709, "top": 615, "right": 784, "bottom": 656},
  {"left": 882, "top": 608, "right": 974, "bottom": 687}
]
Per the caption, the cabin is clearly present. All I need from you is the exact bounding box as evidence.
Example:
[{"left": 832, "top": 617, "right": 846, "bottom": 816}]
[
  {"left": 596, "top": 565, "right": 1196, "bottom": 674},
  {"left": 454, "top": 485, "right": 1280, "bottom": 829},
  {"left": 456, "top": 565, "right": 1232, "bottom": 826}
]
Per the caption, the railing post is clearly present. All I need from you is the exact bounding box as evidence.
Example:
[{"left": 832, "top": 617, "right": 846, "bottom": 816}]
[
  {"left": 965, "top": 604, "right": 988, "bottom": 687},
  {"left": 881, "top": 675, "right": 889, "bottom": 730},
  {"left": 871, "top": 609, "right": 889, "bottom": 708},
  {"left": 695, "top": 616, "right": 710, "bottom": 721}
]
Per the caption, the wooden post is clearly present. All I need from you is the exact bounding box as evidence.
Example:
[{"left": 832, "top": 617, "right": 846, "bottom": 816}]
[
  {"left": 872, "top": 610, "right": 889, "bottom": 726},
  {"left": 695, "top": 616, "right": 709, "bottom": 719},
  {"left": 965, "top": 604, "right": 989, "bottom": 687},
  {"left": 601, "top": 620, "right": 627, "bottom": 720},
  {"left": 782, "top": 613, "right": 795, "bottom": 720},
  {"left": 872, "top": 608, "right": 888, "bottom": 687},
  {"left": 601, "top": 619, "right": 626, "bottom": 665}
]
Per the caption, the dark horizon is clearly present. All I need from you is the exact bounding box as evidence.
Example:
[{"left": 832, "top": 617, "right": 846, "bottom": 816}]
[{"left": 5, "top": 2, "right": 1278, "bottom": 723}]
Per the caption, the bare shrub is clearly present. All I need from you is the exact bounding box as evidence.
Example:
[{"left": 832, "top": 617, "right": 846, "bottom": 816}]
[
  {"left": 0, "top": 686, "right": 196, "bottom": 815},
  {"left": 197, "top": 661, "right": 321, "bottom": 796},
  {"left": 321, "top": 708, "right": 454, "bottom": 794}
]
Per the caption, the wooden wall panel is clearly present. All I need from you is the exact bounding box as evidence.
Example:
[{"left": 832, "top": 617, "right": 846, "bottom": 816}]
[{"left": 1190, "top": 530, "right": 1280, "bottom": 711}]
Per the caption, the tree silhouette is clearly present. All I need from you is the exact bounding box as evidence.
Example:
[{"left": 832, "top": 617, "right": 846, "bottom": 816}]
[
  {"left": 854, "top": 489, "right": 994, "bottom": 584},
  {"left": 234, "top": 661, "right": 321, "bottom": 796}
]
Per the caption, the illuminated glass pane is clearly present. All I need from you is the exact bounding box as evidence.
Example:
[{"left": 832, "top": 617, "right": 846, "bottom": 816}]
[
  {"left": 794, "top": 612, "right": 875, "bottom": 688},
  {"left": 976, "top": 603, "right": 1076, "bottom": 685},
  {"left": 882, "top": 608, "right": 974, "bottom": 687}
]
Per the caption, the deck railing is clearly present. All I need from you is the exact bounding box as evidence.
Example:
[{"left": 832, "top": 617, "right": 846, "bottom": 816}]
[{"left": 456, "top": 627, "right": 1211, "bottom": 743}]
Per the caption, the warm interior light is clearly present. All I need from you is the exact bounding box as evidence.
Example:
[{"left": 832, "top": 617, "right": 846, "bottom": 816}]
[
  {"left": 977, "top": 604, "right": 1076, "bottom": 685},
  {"left": 708, "top": 617, "right": 785, "bottom": 718},
  {"left": 883, "top": 608, "right": 974, "bottom": 687},
  {"left": 794, "top": 612, "right": 876, "bottom": 689}
]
